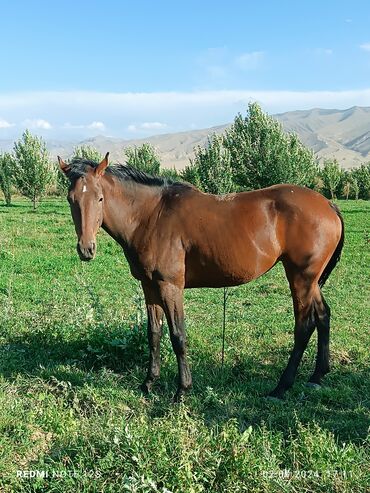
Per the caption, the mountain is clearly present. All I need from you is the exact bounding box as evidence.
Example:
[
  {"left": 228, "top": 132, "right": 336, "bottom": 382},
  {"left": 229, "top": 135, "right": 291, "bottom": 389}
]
[
  {"left": 1, "top": 106, "right": 370, "bottom": 169},
  {"left": 275, "top": 106, "right": 370, "bottom": 168}
]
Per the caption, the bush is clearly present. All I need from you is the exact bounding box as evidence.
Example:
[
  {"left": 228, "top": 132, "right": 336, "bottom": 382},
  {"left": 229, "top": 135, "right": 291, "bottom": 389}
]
[
  {"left": 159, "top": 167, "right": 181, "bottom": 181},
  {"left": 13, "top": 130, "right": 53, "bottom": 210},
  {"left": 186, "top": 134, "right": 234, "bottom": 194},
  {"left": 320, "top": 160, "right": 343, "bottom": 199},
  {"left": 0, "top": 152, "right": 14, "bottom": 206},
  {"left": 223, "top": 102, "right": 318, "bottom": 190},
  {"left": 124, "top": 143, "right": 161, "bottom": 175},
  {"left": 351, "top": 163, "right": 370, "bottom": 200},
  {"left": 72, "top": 145, "right": 103, "bottom": 162}
]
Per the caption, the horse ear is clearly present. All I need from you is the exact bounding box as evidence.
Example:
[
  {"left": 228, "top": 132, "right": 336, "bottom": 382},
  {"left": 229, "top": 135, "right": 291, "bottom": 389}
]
[
  {"left": 95, "top": 152, "right": 109, "bottom": 177},
  {"left": 58, "top": 156, "right": 70, "bottom": 175}
]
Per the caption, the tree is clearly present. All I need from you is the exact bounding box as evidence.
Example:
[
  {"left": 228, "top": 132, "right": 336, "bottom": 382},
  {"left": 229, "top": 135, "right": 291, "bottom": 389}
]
[
  {"left": 13, "top": 130, "right": 53, "bottom": 210},
  {"left": 223, "top": 102, "right": 318, "bottom": 190},
  {"left": 188, "top": 134, "right": 234, "bottom": 194},
  {"left": 180, "top": 163, "right": 201, "bottom": 188},
  {"left": 124, "top": 143, "right": 161, "bottom": 175},
  {"left": 320, "top": 160, "right": 343, "bottom": 199},
  {"left": 351, "top": 163, "right": 370, "bottom": 199},
  {"left": 0, "top": 152, "right": 14, "bottom": 206},
  {"left": 73, "top": 145, "right": 103, "bottom": 162},
  {"left": 159, "top": 167, "right": 180, "bottom": 181}
]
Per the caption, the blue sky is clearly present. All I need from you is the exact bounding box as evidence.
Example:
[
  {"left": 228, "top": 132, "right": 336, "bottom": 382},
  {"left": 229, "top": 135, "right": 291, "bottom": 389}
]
[{"left": 1, "top": 0, "right": 370, "bottom": 140}]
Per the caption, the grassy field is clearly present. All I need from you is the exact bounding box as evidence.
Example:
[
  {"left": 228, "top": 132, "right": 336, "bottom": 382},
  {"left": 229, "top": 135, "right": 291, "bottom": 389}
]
[{"left": 0, "top": 197, "right": 369, "bottom": 492}]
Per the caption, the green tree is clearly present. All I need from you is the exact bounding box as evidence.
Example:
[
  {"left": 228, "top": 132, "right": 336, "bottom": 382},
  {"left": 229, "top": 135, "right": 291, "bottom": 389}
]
[
  {"left": 180, "top": 163, "right": 201, "bottom": 188},
  {"left": 159, "top": 167, "right": 180, "bottom": 181},
  {"left": 0, "top": 152, "right": 14, "bottom": 206},
  {"left": 184, "top": 134, "right": 234, "bottom": 194},
  {"left": 124, "top": 143, "right": 161, "bottom": 175},
  {"left": 351, "top": 163, "right": 370, "bottom": 199},
  {"left": 320, "top": 160, "right": 343, "bottom": 199},
  {"left": 73, "top": 145, "right": 103, "bottom": 162},
  {"left": 13, "top": 130, "right": 53, "bottom": 210},
  {"left": 223, "top": 102, "right": 318, "bottom": 190}
]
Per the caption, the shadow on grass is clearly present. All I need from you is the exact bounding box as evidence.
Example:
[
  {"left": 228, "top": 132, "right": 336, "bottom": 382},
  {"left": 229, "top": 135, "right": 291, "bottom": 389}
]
[{"left": 0, "top": 325, "right": 368, "bottom": 444}]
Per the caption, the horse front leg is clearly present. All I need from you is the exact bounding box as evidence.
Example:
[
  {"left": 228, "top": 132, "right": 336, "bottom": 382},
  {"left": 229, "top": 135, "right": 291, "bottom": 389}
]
[
  {"left": 159, "top": 282, "right": 192, "bottom": 402},
  {"left": 140, "top": 282, "right": 164, "bottom": 394}
]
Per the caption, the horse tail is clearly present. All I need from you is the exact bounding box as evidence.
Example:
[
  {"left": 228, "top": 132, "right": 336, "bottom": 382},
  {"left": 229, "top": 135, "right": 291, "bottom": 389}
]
[{"left": 318, "top": 203, "right": 345, "bottom": 288}]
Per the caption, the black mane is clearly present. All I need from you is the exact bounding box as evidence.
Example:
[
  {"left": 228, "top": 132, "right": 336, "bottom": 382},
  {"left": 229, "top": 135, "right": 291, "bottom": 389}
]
[{"left": 66, "top": 158, "right": 190, "bottom": 190}]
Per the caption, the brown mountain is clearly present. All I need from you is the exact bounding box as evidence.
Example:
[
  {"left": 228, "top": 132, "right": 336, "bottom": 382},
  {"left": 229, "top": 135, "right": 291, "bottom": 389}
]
[{"left": 1, "top": 106, "right": 370, "bottom": 169}]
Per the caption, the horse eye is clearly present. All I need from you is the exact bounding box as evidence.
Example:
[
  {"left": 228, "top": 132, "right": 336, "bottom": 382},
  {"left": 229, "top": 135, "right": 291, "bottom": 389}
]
[{"left": 99, "top": 197, "right": 103, "bottom": 202}]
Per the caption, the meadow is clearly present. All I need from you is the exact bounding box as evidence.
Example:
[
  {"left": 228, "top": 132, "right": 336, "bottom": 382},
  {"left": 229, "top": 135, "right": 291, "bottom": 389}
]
[{"left": 0, "top": 197, "right": 369, "bottom": 492}]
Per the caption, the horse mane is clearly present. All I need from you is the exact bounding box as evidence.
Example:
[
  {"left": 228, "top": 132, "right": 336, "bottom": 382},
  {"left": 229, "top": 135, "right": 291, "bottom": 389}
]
[{"left": 66, "top": 158, "right": 192, "bottom": 191}]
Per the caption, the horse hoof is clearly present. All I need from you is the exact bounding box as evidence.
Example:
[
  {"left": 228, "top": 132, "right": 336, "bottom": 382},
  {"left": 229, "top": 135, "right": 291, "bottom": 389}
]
[
  {"left": 173, "top": 388, "right": 190, "bottom": 403},
  {"left": 140, "top": 382, "right": 152, "bottom": 395},
  {"left": 306, "top": 382, "right": 321, "bottom": 390}
]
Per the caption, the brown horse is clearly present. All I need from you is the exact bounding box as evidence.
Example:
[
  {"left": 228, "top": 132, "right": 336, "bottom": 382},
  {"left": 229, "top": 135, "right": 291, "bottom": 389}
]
[{"left": 58, "top": 153, "right": 344, "bottom": 400}]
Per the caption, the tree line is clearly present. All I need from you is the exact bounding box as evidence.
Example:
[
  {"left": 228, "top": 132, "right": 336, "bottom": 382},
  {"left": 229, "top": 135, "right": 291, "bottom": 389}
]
[{"left": 0, "top": 103, "right": 369, "bottom": 208}]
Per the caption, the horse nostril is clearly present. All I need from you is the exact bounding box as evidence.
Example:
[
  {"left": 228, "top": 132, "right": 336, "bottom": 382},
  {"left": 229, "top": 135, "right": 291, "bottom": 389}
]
[{"left": 88, "top": 243, "right": 96, "bottom": 256}]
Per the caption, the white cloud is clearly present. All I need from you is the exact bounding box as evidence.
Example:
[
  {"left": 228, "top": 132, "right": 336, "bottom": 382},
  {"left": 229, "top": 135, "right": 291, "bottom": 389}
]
[
  {"left": 128, "top": 121, "right": 167, "bottom": 132},
  {"left": 88, "top": 121, "right": 105, "bottom": 131},
  {"left": 0, "top": 118, "right": 15, "bottom": 128},
  {"left": 22, "top": 118, "right": 52, "bottom": 129},
  {"left": 1, "top": 89, "right": 370, "bottom": 139},
  {"left": 141, "top": 122, "right": 167, "bottom": 130},
  {"left": 316, "top": 48, "right": 333, "bottom": 55},
  {"left": 360, "top": 43, "right": 370, "bottom": 52},
  {"left": 234, "top": 51, "right": 265, "bottom": 70}
]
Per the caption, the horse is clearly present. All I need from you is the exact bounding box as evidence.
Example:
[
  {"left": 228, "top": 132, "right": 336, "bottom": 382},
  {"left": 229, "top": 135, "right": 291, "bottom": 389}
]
[{"left": 58, "top": 153, "right": 344, "bottom": 401}]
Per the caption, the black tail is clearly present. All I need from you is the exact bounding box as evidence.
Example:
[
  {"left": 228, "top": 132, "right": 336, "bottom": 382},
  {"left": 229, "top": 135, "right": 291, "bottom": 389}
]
[{"left": 318, "top": 203, "right": 345, "bottom": 288}]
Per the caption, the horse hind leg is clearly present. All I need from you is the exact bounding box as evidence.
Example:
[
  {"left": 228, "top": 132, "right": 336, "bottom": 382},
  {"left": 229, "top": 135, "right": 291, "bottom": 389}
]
[
  {"left": 307, "top": 293, "right": 330, "bottom": 386},
  {"left": 268, "top": 271, "right": 318, "bottom": 399}
]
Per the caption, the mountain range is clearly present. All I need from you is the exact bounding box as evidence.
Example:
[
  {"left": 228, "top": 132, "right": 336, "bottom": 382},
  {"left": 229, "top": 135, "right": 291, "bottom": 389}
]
[{"left": 1, "top": 106, "right": 370, "bottom": 170}]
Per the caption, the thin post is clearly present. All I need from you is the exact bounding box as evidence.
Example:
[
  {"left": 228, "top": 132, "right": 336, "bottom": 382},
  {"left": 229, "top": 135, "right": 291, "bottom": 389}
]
[{"left": 221, "top": 287, "right": 228, "bottom": 366}]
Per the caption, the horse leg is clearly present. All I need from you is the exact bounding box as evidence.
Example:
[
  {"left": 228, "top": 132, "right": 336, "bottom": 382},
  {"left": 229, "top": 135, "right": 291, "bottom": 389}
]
[
  {"left": 140, "top": 282, "right": 164, "bottom": 394},
  {"left": 308, "top": 293, "right": 330, "bottom": 386},
  {"left": 269, "top": 274, "right": 317, "bottom": 399},
  {"left": 158, "top": 282, "right": 192, "bottom": 401}
]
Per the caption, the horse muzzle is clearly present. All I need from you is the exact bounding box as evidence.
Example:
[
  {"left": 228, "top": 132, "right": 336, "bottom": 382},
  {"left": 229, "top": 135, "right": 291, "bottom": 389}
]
[{"left": 77, "top": 241, "right": 96, "bottom": 261}]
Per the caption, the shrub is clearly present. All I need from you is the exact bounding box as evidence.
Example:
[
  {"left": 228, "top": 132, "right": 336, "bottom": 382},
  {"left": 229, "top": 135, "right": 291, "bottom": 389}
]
[
  {"left": 187, "top": 134, "right": 234, "bottom": 194},
  {"left": 13, "top": 130, "right": 53, "bottom": 210},
  {"left": 124, "top": 143, "right": 161, "bottom": 175},
  {"left": 223, "top": 102, "right": 318, "bottom": 190},
  {"left": 0, "top": 152, "right": 14, "bottom": 206},
  {"left": 320, "top": 160, "right": 343, "bottom": 199}
]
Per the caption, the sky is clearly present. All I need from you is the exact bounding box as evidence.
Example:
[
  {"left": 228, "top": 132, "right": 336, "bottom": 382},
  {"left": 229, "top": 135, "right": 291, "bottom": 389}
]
[{"left": 0, "top": 0, "right": 370, "bottom": 141}]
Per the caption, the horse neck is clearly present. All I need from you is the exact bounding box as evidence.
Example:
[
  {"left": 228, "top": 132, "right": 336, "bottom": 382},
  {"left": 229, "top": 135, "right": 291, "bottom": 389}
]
[{"left": 101, "top": 175, "right": 162, "bottom": 247}]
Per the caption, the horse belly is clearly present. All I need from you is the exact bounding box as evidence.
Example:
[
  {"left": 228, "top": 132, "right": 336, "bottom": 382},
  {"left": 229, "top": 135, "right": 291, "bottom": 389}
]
[{"left": 184, "top": 243, "right": 276, "bottom": 288}]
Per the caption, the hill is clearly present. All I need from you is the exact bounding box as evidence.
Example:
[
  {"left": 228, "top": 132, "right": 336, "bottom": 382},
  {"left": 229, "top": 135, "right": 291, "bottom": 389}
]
[{"left": 1, "top": 106, "right": 370, "bottom": 169}]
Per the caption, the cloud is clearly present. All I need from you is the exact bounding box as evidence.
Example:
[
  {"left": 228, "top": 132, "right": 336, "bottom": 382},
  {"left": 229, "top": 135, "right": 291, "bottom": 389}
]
[
  {"left": 315, "top": 48, "right": 333, "bottom": 55},
  {"left": 360, "top": 43, "right": 370, "bottom": 52},
  {"left": 197, "top": 48, "right": 264, "bottom": 81},
  {"left": 234, "top": 51, "right": 265, "bottom": 70},
  {"left": 0, "top": 118, "right": 15, "bottom": 129},
  {"left": 128, "top": 121, "right": 168, "bottom": 132},
  {"left": 87, "top": 121, "right": 105, "bottom": 131},
  {"left": 1, "top": 89, "right": 370, "bottom": 139},
  {"left": 22, "top": 118, "right": 52, "bottom": 129}
]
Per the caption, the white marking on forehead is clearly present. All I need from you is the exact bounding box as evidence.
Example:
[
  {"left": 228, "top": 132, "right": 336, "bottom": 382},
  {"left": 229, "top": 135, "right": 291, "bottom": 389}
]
[{"left": 82, "top": 185, "right": 87, "bottom": 193}]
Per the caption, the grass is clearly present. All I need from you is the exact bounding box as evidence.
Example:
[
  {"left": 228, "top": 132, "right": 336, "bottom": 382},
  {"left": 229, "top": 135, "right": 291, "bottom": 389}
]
[{"left": 0, "top": 197, "right": 369, "bottom": 492}]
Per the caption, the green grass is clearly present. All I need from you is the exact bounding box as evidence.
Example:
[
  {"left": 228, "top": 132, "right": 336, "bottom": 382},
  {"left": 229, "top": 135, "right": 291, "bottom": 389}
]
[{"left": 0, "top": 197, "right": 369, "bottom": 492}]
